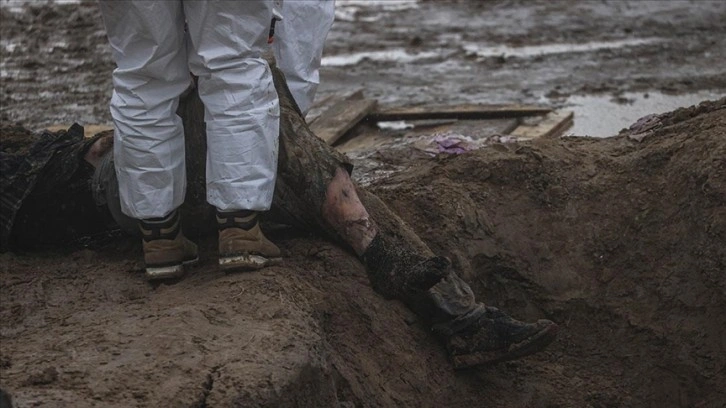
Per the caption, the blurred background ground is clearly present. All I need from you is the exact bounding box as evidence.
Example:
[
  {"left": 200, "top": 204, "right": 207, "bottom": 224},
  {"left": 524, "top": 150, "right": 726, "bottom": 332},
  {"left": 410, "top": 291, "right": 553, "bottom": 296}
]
[{"left": 1, "top": 0, "right": 724, "bottom": 136}]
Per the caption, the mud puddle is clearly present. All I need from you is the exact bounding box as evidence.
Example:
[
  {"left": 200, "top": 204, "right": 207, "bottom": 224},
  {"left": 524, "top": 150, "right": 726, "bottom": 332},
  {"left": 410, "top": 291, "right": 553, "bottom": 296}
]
[
  {"left": 462, "top": 37, "right": 663, "bottom": 60},
  {"left": 561, "top": 90, "right": 724, "bottom": 137}
]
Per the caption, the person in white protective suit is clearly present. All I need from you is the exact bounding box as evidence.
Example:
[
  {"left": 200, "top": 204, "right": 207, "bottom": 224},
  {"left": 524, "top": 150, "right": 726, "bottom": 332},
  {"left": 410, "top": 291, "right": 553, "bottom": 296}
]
[
  {"left": 272, "top": 0, "right": 336, "bottom": 115},
  {"left": 99, "top": 0, "right": 283, "bottom": 280}
]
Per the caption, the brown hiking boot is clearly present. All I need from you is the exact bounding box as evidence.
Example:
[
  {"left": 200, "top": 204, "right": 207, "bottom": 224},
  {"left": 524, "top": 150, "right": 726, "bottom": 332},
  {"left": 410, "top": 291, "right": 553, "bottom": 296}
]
[
  {"left": 217, "top": 210, "right": 281, "bottom": 271},
  {"left": 139, "top": 210, "right": 198, "bottom": 281},
  {"left": 442, "top": 306, "right": 559, "bottom": 369}
]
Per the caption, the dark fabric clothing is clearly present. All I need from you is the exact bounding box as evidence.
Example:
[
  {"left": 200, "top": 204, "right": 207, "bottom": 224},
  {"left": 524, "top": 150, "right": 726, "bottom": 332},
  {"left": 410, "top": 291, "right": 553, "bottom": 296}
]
[
  {"left": 1, "top": 124, "right": 107, "bottom": 251},
  {"left": 92, "top": 150, "right": 137, "bottom": 236},
  {"left": 409, "top": 274, "right": 487, "bottom": 336}
]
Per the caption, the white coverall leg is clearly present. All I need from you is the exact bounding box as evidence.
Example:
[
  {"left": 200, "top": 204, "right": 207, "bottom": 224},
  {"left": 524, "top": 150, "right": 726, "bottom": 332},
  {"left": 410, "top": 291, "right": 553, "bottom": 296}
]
[
  {"left": 273, "top": 0, "right": 335, "bottom": 115},
  {"left": 100, "top": 0, "right": 279, "bottom": 219}
]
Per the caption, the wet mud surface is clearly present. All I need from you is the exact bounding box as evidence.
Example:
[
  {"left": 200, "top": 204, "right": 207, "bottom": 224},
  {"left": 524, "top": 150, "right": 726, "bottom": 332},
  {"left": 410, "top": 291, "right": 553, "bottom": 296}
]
[
  {"left": 1, "top": 1, "right": 726, "bottom": 407},
  {"left": 324, "top": 0, "right": 726, "bottom": 111},
  {"left": 1, "top": 0, "right": 725, "bottom": 131}
]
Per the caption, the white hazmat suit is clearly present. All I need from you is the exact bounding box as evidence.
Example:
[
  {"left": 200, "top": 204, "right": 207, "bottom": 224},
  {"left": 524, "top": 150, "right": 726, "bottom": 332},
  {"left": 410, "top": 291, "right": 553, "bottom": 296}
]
[
  {"left": 99, "top": 0, "right": 280, "bottom": 220},
  {"left": 272, "top": 0, "right": 335, "bottom": 115}
]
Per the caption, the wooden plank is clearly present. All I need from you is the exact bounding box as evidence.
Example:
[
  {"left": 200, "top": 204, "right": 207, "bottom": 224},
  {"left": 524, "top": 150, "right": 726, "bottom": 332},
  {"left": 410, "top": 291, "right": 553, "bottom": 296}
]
[
  {"left": 408, "top": 118, "right": 459, "bottom": 128},
  {"left": 45, "top": 124, "right": 113, "bottom": 137},
  {"left": 367, "top": 104, "right": 551, "bottom": 122},
  {"left": 304, "top": 93, "right": 335, "bottom": 125},
  {"left": 305, "top": 88, "right": 364, "bottom": 125},
  {"left": 310, "top": 97, "right": 377, "bottom": 145},
  {"left": 509, "top": 110, "right": 574, "bottom": 140}
]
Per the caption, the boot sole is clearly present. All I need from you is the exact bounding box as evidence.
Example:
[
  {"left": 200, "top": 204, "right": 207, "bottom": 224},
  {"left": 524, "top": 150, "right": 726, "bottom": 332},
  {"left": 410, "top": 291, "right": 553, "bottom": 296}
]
[
  {"left": 145, "top": 257, "right": 199, "bottom": 281},
  {"left": 219, "top": 254, "right": 281, "bottom": 272},
  {"left": 451, "top": 321, "right": 559, "bottom": 370}
]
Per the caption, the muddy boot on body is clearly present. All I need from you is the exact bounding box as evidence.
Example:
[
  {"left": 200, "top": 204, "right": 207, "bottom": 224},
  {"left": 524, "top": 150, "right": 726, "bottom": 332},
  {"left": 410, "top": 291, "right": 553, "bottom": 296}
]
[
  {"left": 435, "top": 306, "right": 559, "bottom": 369},
  {"left": 139, "top": 210, "right": 199, "bottom": 281},
  {"left": 217, "top": 210, "right": 282, "bottom": 271}
]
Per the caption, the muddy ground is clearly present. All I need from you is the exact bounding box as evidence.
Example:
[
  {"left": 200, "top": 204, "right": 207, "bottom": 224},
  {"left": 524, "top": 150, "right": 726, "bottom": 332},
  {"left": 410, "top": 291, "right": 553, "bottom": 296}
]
[{"left": 1, "top": 1, "right": 726, "bottom": 407}]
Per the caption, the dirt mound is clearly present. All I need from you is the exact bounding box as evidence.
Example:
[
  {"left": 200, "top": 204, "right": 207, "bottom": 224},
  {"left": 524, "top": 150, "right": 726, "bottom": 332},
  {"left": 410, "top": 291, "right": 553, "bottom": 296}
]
[
  {"left": 368, "top": 98, "right": 726, "bottom": 407},
  {"left": 1, "top": 99, "right": 724, "bottom": 407}
]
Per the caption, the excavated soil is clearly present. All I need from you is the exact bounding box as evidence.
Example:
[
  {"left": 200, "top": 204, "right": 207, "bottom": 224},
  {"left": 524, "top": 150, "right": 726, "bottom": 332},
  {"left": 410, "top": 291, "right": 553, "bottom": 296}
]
[
  {"left": 1, "top": 1, "right": 726, "bottom": 407},
  {"left": 1, "top": 98, "right": 724, "bottom": 408}
]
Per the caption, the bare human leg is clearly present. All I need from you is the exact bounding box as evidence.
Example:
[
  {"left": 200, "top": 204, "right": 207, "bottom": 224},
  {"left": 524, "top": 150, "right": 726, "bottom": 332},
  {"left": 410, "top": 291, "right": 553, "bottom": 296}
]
[{"left": 322, "top": 167, "right": 377, "bottom": 256}]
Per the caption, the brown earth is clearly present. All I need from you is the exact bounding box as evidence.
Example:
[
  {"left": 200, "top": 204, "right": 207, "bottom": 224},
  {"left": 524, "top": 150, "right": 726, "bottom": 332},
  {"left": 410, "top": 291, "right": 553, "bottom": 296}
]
[
  {"left": 1, "top": 100, "right": 724, "bottom": 407},
  {"left": 2, "top": 1, "right": 726, "bottom": 407}
]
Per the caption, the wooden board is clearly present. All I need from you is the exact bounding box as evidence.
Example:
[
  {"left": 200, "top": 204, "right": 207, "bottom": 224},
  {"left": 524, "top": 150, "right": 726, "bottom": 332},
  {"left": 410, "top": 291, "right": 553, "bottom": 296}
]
[
  {"left": 305, "top": 87, "right": 364, "bottom": 125},
  {"left": 509, "top": 110, "right": 574, "bottom": 140},
  {"left": 309, "top": 93, "right": 377, "bottom": 145},
  {"left": 367, "top": 104, "right": 551, "bottom": 122},
  {"left": 304, "top": 93, "right": 335, "bottom": 125}
]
